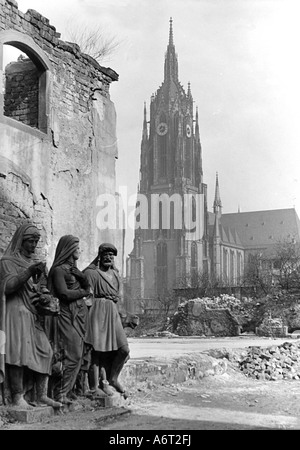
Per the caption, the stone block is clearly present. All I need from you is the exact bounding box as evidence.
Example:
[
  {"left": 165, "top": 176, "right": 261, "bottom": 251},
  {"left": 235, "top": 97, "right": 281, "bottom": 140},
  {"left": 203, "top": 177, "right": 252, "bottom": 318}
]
[
  {"left": 8, "top": 406, "right": 54, "bottom": 423},
  {"left": 93, "top": 393, "right": 127, "bottom": 409},
  {"left": 58, "top": 402, "right": 83, "bottom": 414},
  {"left": 85, "top": 390, "right": 127, "bottom": 408},
  {"left": 95, "top": 396, "right": 118, "bottom": 408}
]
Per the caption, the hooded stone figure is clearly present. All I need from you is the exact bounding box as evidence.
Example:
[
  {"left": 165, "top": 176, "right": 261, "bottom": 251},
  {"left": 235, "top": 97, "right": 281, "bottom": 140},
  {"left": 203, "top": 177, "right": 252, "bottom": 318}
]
[
  {"left": 0, "top": 223, "right": 61, "bottom": 409},
  {"left": 84, "top": 243, "right": 130, "bottom": 398},
  {"left": 47, "top": 235, "right": 90, "bottom": 404}
]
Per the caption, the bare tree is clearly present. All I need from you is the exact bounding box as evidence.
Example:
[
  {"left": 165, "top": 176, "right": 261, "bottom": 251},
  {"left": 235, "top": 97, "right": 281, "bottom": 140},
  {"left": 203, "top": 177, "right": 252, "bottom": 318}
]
[
  {"left": 243, "top": 252, "right": 274, "bottom": 295},
  {"left": 65, "top": 24, "right": 120, "bottom": 63},
  {"left": 176, "top": 271, "right": 224, "bottom": 298},
  {"left": 156, "top": 290, "right": 179, "bottom": 317},
  {"left": 243, "top": 238, "right": 300, "bottom": 294},
  {"left": 273, "top": 237, "right": 300, "bottom": 290}
]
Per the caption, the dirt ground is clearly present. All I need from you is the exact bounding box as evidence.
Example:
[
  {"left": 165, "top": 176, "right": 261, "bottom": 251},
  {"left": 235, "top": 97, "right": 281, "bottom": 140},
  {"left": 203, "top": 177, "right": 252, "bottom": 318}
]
[{"left": 2, "top": 363, "right": 300, "bottom": 431}]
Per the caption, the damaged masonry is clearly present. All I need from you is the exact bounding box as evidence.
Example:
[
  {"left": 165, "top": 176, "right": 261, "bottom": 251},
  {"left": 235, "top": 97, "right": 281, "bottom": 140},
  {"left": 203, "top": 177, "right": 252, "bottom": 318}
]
[
  {"left": 0, "top": 0, "right": 124, "bottom": 272},
  {"left": 2, "top": 0, "right": 300, "bottom": 432}
]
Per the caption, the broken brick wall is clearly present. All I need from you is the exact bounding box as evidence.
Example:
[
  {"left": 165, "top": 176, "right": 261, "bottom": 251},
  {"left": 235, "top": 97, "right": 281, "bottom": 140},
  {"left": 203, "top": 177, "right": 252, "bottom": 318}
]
[
  {"left": 0, "top": 0, "right": 124, "bottom": 273},
  {"left": 4, "top": 58, "right": 39, "bottom": 128}
]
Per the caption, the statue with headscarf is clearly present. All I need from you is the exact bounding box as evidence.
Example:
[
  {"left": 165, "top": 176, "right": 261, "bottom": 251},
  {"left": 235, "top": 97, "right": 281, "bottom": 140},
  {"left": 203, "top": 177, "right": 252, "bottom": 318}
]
[
  {"left": 0, "top": 223, "right": 61, "bottom": 409},
  {"left": 83, "top": 243, "right": 130, "bottom": 399},
  {"left": 47, "top": 235, "right": 90, "bottom": 404}
]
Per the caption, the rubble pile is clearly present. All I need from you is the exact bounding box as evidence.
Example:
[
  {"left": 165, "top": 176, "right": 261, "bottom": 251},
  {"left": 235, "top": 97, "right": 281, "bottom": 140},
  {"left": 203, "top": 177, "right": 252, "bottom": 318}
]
[
  {"left": 173, "top": 294, "right": 250, "bottom": 319},
  {"left": 239, "top": 341, "right": 300, "bottom": 380},
  {"left": 177, "top": 294, "right": 258, "bottom": 322},
  {"left": 256, "top": 315, "right": 287, "bottom": 337},
  {"left": 168, "top": 296, "right": 241, "bottom": 336},
  {"left": 170, "top": 291, "right": 300, "bottom": 336},
  {"left": 261, "top": 292, "right": 300, "bottom": 330},
  {"left": 192, "top": 294, "right": 245, "bottom": 310},
  {"left": 165, "top": 290, "right": 300, "bottom": 337}
]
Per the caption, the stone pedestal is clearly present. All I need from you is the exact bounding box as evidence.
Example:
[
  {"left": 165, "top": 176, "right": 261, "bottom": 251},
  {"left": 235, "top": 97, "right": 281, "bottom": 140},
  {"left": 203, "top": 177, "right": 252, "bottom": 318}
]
[{"left": 8, "top": 406, "right": 54, "bottom": 423}]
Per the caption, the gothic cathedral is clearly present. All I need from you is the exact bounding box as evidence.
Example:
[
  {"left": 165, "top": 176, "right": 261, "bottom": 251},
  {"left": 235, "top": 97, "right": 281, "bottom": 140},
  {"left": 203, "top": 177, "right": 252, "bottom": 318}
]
[
  {"left": 126, "top": 19, "right": 209, "bottom": 311},
  {"left": 126, "top": 19, "right": 300, "bottom": 313}
]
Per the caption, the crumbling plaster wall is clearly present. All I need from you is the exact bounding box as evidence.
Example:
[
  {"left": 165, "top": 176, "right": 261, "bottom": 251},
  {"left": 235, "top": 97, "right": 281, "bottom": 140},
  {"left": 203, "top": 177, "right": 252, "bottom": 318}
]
[{"left": 0, "top": 0, "right": 124, "bottom": 272}]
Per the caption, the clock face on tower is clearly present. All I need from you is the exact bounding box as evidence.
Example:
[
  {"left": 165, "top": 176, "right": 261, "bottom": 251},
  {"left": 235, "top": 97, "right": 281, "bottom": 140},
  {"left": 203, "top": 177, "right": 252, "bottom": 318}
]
[
  {"left": 156, "top": 122, "right": 168, "bottom": 136},
  {"left": 186, "top": 124, "right": 192, "bottom": 138}
]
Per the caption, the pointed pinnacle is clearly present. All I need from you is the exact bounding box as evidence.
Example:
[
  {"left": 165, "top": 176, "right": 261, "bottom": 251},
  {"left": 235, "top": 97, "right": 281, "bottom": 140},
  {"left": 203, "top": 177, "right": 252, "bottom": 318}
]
[
  {"left": 169, "top": 17, "right": 174, "bottom": 46},
  {"left": 187, "top": 81, "right": 191, "bottom": 96}
]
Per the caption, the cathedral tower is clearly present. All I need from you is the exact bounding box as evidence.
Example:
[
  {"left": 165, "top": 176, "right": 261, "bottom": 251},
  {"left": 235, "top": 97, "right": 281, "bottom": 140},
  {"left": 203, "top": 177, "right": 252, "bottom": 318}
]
[{"left": 127, "top": 19, "right": 209, "bottom": 312}]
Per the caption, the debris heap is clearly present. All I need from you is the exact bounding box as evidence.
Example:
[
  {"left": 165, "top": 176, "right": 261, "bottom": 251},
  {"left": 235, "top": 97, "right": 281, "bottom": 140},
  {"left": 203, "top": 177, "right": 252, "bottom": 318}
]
[
  {"left": 168, "top": 295, "right": 241, "bottom": 336},
  {"left": 170, "top": 292, "right": 300, "bottom": 335},
  {"left": 188, "top": 294, "right": 242, "bottom": 309},
  {"left": 239, "top": 341, "right": 300, "bottom": 380},
  {"left": 256, "top": 316, "right": 287, "bottom": 337}
]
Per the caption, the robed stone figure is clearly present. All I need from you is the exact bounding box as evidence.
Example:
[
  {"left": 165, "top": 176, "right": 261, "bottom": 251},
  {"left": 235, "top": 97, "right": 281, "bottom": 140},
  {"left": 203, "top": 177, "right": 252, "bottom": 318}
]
[
  {"left": 0, "top": 223, "right": 61, "bottom": 409},
  {"left": 84, "top": 243, "right": 130, "bottom": 397}
]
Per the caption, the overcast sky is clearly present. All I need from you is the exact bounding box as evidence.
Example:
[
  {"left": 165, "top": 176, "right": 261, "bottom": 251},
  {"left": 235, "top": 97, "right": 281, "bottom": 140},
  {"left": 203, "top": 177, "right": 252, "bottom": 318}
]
[{"left": 12, "top": 0, "right": 300, "bottom": 256}]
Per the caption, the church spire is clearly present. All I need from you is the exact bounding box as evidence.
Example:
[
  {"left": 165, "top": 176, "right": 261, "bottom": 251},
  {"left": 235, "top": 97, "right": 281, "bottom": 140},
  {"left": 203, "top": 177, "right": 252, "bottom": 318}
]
[
  {"left": 169, "top": 16, "right": 174, "bottom": 46},
  {"left": 164, "top": 17, "right": 179, "bottom": 82},
  {"left": 142, "top": 102, "right": 148, "bottom": 140},
  {"left": 195, "top": 106, "right": 203, "bottom": 181},
  {"left": 213, "top": 172, "right": 222, "bottom": 217}
]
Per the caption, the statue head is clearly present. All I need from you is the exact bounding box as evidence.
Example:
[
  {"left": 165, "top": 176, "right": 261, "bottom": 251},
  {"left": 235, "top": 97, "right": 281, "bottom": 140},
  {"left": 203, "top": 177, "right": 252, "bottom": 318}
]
[
  {"left": 52, "top": 235, "right": 80, "bottom": 267},
  {"left": 98, "top": 243, "right": 117, "bottom": 270},
  {"left": 21, "top": 225, "right": 41, "bottom": 257}
]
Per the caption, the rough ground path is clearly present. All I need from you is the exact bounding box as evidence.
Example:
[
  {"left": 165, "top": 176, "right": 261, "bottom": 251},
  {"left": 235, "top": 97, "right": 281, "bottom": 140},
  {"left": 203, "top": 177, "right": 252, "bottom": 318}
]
[
  {"left": 127, "top": 336, "right": 291, "bottom": 359},
  {"left": 2, "top": 336, "right": 300, "bottom": 430},
  {"left": 100, "top": 369, "right": 300, "bottom": 430},
  {"left": 3, "top": 368, "right": 300, "bottom": 430},
  {"left": 2, "top": 370, "right": 300, "bottom": 431}
]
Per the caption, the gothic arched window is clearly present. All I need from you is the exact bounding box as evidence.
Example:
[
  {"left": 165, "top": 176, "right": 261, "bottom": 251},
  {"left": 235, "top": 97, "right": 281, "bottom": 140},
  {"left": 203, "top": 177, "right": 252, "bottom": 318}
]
[
  {"left": 230, "top": 250, "right": 235, "bottom": 284},
  {"left": 237, "top": 252, "right": 241, "bottom": 282},
  {"left": 157, "top": 242, "right": 167, "bottom": 294},
  {"left": 184, "top": 117, "right": 192, "bottom": 179},
  {"left": 158, "top": 201, "right": 163, "bottom": 230},
  {"left": 223, "top": 248, "right": 228, "bottom": 282},
  {"left": 173, "top": 112, "right": 179, "bottom": 140},
  {"left": 176, "top": 232, "right": 182, "bottom": 255}
]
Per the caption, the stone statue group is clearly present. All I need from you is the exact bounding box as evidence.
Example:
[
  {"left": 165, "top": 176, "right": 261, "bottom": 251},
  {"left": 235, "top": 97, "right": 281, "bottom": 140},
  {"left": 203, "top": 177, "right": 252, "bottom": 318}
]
[{"left": 0, "top": 223, "right": 132, "bottom": 410}]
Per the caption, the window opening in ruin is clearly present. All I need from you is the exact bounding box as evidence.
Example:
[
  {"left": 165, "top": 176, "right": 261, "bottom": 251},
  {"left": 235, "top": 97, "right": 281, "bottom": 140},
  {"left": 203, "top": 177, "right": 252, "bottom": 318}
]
[{"left": 2, "top": 44, "right": 47, "bottom": 133}]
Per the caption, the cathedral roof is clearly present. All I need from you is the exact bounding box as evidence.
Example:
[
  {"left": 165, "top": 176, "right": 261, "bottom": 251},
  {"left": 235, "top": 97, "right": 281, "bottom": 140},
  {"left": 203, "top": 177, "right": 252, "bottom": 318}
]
[
  {"left": 208, "top": 212, "right": 243, "bottom": 247},
  {"left": 210, "top": 208, "right": 300, "bottom": 253}
]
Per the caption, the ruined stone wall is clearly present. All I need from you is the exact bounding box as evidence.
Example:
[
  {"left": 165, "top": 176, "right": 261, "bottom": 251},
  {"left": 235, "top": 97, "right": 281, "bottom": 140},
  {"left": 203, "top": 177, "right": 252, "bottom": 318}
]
[{"left": 0, "top": 0, "right": 124, "bottom": 273}]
